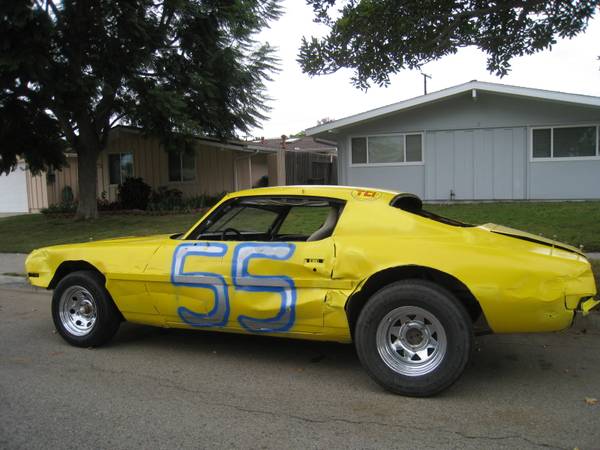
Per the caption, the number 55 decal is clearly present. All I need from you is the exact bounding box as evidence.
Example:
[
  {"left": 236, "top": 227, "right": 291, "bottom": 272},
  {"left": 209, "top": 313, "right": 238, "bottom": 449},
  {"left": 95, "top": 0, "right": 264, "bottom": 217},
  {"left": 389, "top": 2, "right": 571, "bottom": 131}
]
[
  {"left": 171, "top": 242, "right": 297, "bottom": 332},
  {"left": 171, "top": 243, "right": 230, "bottom": 327},
  {"left": 232, "top": 243, "right": 296, "bottom": 332}
]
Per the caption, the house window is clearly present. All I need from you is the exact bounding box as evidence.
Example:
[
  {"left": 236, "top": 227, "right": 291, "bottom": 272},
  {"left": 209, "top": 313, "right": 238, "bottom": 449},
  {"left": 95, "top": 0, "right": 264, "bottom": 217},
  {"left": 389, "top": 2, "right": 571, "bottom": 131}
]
[
  {"left": 168, "top": 151, "right": 196, "bottom": 182},
  {"left": 351, "top": 133, "right": 423, "bottom": 165},
  {"left": 532, "top": 125, "right": 599, "bottom": 160},
  {"left": 108, "top": 152, "right": 133, "bottom": 184}
]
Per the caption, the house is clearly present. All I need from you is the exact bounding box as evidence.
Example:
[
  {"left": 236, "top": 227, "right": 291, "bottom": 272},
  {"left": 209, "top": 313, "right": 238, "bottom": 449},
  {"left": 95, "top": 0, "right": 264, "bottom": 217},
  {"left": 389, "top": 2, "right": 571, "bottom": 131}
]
[
  {"left": 250, "top": 135, "right": 338, "bottom": 185},
  {"left": 0, "top": 161, "right": 47, "bottom": 213},
  {"left": 252, "top": 135, "right": 337, "bottom": 154},
  {"left": 306, "top": 81, "right": 600, "bottom": 201},
  {"left": 4, "top": 126, "right": 284, "bottom": 212}
]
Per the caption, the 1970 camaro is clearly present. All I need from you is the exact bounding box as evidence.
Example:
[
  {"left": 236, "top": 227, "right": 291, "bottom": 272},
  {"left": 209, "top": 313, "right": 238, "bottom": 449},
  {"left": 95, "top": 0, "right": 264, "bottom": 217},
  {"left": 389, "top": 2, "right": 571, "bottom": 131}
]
[{"left": 26, "top": 186, "right": 599, "bottom": 396}]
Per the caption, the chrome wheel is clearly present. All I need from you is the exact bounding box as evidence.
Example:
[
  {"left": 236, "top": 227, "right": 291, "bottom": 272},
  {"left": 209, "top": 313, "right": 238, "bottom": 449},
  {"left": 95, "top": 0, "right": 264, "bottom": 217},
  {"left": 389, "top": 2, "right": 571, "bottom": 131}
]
[
  {"left": 376, "top": 306, "right": 447, "bottom": 377},
  {"left": 58, "top": 285, "right": 97, "bottom": 337}
]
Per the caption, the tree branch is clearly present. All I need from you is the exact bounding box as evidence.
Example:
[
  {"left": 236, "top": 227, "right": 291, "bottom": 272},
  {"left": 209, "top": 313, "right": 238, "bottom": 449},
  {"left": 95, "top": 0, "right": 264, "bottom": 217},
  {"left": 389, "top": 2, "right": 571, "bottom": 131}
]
[{"left": 51, "top": 105, "right": 77, "bottom": 146}]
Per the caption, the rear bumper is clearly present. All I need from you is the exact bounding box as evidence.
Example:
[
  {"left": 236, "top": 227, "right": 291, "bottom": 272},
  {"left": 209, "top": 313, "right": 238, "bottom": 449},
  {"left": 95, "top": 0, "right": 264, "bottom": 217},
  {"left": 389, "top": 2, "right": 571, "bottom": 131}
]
[
  {"left": 579, "top": 297, "right": 600, "bottom": 316},
  {"left": 571, "top": 298, "right": 600, "bottom": 330}
]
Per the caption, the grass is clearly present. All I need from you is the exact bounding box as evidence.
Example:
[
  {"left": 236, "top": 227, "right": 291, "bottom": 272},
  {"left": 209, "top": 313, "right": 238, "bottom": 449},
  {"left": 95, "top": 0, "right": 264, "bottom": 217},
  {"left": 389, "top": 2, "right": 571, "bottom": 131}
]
[
  {"left": 0, "top": 201, "right": 599, "bottom": 254},
  {"left": 426, "top": 201, "right": 600, "bottom": 252},
  {"left": 0, "top": 213, "right": 199, "bottom": 254}
]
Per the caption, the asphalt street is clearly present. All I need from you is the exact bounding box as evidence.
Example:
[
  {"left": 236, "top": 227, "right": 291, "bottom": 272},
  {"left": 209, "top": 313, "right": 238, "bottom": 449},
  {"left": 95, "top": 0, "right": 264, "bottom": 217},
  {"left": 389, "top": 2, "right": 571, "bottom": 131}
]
[{"left": 1, "top": 285, "right": 599, "bottom": 450}]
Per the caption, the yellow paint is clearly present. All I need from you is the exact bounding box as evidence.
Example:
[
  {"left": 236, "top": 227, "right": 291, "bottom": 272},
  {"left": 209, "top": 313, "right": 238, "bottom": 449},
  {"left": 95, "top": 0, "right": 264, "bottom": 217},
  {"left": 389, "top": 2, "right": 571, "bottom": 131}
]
[{"left": 26, "top": 186, "right": 598, "bottom": 342}]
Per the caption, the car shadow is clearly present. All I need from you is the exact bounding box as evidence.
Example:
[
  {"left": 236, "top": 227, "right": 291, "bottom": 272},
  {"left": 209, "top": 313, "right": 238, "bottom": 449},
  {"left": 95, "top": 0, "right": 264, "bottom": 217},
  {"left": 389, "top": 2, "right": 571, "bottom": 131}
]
[
  {"left": 112, "top": 322, "right": 359, "bottom": 370},
  {"left": 106, "top": 323, "right": 576, "bottom": 399}
]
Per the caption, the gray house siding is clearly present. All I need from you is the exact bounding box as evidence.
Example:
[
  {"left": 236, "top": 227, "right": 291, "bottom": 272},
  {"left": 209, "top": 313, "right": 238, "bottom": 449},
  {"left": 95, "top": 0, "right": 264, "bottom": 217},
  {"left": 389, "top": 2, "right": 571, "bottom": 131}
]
[
  {"left": 425, "top": 127, "right": 526, "bottom": 200},
  {"left": 529, "top": 160, "right": 600, "bottom": 199},
  {"left": 332, "top": 92, "right": 600, "bottom": 200}
]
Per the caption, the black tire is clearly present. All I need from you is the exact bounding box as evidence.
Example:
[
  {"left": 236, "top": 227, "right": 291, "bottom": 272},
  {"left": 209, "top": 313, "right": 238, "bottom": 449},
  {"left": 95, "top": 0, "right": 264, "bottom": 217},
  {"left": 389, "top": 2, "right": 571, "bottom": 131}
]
[
  {"left": 51, "top": 270, "right": 122, "bottom": 347},
  {"left": 355, "top": 280, "right": 473, "bottom": 397}
]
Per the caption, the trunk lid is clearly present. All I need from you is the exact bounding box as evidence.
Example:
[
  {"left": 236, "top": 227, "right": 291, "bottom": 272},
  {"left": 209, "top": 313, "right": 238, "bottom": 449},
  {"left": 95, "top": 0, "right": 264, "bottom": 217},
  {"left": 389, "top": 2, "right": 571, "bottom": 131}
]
[{"left": 478, "top": 223, "right": 584, "bottom": 256}]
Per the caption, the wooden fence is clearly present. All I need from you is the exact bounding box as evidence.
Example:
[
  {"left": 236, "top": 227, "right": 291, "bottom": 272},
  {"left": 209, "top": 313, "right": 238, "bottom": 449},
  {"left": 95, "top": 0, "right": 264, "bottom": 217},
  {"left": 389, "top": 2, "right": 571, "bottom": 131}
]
[{"left": 285, "top": 152, "right": 337, "bottom": 185}]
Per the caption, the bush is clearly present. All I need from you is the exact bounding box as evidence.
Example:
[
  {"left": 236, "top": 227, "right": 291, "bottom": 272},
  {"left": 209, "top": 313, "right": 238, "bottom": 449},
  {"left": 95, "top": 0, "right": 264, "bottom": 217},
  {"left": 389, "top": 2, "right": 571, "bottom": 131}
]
[
  {"left": 148, "top": 186, "right": 184, "bottom": 211},
  {"left": 118, "top": 177, "right": 151, "bottom": 210},
  {"left": 61, "top": 186, "right": 74, "bottom": 203},
  {"left": 97, "top": 198, "right": 121, "bottom": 211},
  {"left": 41, "top": 202, "right": 77, "bottom": 215},
  {"left": 147, "top": 188, "right": 225, "bottom": 212},
  {"left": 253, "top": 175, "right": 268, "bottom": 188}
]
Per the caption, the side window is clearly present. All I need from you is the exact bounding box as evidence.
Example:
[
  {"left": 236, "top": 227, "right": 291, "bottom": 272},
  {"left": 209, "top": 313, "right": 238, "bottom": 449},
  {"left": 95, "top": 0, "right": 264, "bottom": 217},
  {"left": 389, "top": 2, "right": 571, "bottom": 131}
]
[
  {"left": 277, "top": 205, "right": 333, "bottom": 238},
  {"left": 203, "top": 205, "right": 278, "bottom": 236},
  {"left": 168, "top": 151, "right": 196, "bottom": 182},
  {"left": 190, "top": 196, "right": 345, "bottom": 242}
]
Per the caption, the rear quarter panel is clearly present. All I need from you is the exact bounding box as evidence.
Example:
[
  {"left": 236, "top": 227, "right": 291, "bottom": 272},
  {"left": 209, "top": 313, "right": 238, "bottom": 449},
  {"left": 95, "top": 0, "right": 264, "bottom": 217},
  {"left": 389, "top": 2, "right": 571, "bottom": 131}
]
[{"left": 332, "top": 199, "right": 595, "bottom": 333}]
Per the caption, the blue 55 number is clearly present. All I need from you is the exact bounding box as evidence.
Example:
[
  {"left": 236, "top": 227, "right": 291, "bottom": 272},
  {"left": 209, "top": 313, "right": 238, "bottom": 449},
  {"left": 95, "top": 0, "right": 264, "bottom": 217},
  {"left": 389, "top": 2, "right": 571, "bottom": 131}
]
[
  {"left": 171, "top": 243, "right": 230, "bottom": 327},
  {"left": 171, "top": 242, "right": 297, "bottom": 332}
]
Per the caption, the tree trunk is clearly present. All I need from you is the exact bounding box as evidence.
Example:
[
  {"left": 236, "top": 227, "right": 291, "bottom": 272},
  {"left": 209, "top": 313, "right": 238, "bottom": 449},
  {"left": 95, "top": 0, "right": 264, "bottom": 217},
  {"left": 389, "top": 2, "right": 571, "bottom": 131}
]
[{"left": 75, "top": 147, "right": 100, "bottom": 219}]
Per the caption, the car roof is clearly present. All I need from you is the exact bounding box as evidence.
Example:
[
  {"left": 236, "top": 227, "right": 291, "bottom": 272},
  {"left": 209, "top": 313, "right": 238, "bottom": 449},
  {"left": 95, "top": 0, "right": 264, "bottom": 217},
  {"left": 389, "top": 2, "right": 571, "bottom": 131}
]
[{"left": 228, "top": 185, "right": 403, "bottom": 203}]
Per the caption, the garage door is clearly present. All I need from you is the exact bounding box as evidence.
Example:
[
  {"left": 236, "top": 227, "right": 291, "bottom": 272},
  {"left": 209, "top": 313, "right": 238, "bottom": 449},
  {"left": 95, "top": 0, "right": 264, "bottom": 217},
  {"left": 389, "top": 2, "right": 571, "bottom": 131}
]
[
  {"left": 0, "top": 163, "right": 29, "bottom": 213},
  {"left": 425, "top": 128, "right": 526, "bottom": 200}
]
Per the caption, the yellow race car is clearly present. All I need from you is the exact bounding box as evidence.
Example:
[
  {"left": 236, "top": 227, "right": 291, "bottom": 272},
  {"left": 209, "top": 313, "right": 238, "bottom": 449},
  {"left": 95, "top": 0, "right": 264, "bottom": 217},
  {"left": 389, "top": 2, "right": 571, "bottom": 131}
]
[{"left": 26, "top": 186, "right": 598, "bottom": 396}]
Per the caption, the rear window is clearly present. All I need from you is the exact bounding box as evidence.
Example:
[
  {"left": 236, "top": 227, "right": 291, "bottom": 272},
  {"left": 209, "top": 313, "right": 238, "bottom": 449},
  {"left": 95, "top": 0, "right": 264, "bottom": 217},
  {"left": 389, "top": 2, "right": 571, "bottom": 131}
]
[{"left": 390, "top": 194, "right": 473, "bottom": 227}]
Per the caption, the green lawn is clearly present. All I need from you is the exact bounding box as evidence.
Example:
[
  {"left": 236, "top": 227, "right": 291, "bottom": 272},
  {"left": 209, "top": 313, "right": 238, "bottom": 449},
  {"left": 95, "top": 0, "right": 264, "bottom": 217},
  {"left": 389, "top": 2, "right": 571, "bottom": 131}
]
[
  {"left": 0, "top": 213, "right": 199, "bottom": 254},
  {"left": 426, "top": 201, "right": 600, "bottom": 252},
  {"left": 0, "top": 200, "right": 599, "bottom": 254}
]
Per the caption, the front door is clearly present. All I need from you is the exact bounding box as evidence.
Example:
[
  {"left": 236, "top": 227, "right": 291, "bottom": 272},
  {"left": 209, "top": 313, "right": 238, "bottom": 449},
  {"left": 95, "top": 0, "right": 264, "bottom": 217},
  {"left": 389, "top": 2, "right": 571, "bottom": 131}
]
[{"left": 144, "top": 196, "right": 341, "bottom": 335}]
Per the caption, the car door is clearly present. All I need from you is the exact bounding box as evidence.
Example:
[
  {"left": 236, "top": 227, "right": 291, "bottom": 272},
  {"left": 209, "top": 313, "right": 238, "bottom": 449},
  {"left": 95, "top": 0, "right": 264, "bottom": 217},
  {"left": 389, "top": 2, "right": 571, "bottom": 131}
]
[{"left": 143, "top": 196, "right": 340, "bottom": 335}]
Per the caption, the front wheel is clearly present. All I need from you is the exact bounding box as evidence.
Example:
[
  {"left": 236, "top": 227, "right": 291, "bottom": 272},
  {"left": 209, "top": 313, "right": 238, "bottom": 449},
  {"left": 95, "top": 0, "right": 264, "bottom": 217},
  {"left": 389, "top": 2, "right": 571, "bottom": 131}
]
[
  {"left": 52, "top": 270, "right": 121, "bottom": 347},
  {"left": 355, "top": 280, "right": 473, "bottom": 397}
]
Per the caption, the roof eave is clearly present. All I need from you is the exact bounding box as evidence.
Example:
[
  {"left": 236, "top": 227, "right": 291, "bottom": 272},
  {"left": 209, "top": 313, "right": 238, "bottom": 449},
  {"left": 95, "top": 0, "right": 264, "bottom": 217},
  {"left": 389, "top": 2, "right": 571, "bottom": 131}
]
[{"left": 305, "top": 80, "right": 600, "bottom": 136}]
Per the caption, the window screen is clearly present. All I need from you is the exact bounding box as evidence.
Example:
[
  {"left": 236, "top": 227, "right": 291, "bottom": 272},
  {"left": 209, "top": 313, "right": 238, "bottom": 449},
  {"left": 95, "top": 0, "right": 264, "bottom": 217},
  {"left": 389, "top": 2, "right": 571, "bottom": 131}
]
[
  {"left": 532, "top": 129, "right": 551, "bottom": 158},
  {"left": 553, "top": 126, "right": 596, "bottom": 158},
  {"left": 405, "top": 134, "right": 422, "bottom": 162},
  {"left": 368, "top": 136, "right": 404, "bottom": 163},
  {"left": 351, "top": 137, "right": 367, "bottom": 164}
]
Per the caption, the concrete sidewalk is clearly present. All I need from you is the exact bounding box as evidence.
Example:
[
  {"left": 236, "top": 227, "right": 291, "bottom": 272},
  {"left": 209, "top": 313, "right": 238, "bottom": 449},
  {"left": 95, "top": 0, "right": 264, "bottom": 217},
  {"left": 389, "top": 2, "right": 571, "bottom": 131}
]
[
  {"left": 0, "top": 253, "right": 27, "bottom": 274},
  {"left": 0, "top": 253, "right": 28, "bottom": 288}
]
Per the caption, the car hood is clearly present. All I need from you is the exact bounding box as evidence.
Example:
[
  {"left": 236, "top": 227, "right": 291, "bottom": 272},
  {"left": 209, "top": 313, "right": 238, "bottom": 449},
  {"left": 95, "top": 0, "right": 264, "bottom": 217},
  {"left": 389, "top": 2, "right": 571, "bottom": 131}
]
[
  {"left": 32, "top": 234, "right": 175, "bottom": 254},
  {"left": 478, "top": 223, "right": 584, "bottom": 256}
]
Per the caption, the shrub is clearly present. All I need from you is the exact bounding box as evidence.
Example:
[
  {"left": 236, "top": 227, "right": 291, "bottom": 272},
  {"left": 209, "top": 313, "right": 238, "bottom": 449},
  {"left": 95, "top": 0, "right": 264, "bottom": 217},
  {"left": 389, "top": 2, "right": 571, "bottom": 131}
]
[
  {"left": 97, "top": 198, "right": 121, "bottom": 211},
  {"left": 253, "top": 175, "right": 268, "bottom": 188},
  {"left": 61, "top": 186, "right": 74, "bottom": 203},
  {"left": 148, "top": 186, "right": 184, "bottom": 211},
  {"left": 118, "top": 177, "right": 151, "bottom": 210},
  {"left": 41, "top": 202, "right": 77, "bottom": 215},
  {"left": 147, "top": 188, "right": 225, "bottom": 212}
]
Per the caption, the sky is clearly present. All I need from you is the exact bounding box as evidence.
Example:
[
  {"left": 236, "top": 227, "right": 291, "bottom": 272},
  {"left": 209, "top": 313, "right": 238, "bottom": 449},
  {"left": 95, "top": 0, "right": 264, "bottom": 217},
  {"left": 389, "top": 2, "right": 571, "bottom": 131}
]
[{"left": 250, "top": 1, "right": 600, "bottom": 139}]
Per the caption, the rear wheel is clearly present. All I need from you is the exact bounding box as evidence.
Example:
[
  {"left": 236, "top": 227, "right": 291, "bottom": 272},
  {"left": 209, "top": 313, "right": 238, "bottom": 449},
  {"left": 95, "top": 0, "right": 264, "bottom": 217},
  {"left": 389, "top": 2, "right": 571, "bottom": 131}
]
[
  {"left": 355, "top": 280, "right": 473, "bottom": 397},
  {"left": 52, "top": 271, "right": 121, "bottom": 347}
]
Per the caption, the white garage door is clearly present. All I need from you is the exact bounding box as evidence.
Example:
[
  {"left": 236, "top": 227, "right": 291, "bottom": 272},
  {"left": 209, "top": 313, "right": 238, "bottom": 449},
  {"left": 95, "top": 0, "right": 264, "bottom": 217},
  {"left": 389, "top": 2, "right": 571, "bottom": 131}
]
[
  {"left": 425, "top": 128, "right": 526, "bottom": 200},
  {"left": 0, "top": 163, "right": 29, "bottom": 213}
]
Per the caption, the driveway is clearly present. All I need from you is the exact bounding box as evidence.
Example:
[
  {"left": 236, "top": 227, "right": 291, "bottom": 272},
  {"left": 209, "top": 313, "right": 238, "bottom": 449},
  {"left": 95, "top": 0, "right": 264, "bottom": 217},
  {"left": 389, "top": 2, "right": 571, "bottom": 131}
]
[{"left": 1, "top": 285, "right": 599, "bottom": 449}]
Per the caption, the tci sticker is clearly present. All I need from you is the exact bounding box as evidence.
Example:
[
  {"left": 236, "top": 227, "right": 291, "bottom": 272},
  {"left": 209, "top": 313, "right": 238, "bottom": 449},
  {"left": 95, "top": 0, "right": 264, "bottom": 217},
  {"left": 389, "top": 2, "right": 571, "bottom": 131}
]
[{"left": 351, "top": 189, "right": 381, "bottom": 200}]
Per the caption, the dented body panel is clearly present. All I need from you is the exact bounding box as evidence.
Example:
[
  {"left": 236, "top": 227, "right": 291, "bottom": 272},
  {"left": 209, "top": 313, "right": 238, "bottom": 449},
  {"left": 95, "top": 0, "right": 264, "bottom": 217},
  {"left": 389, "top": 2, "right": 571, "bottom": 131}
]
[{"left": 26, "top": 186, "right": 598, "bottom": 343}]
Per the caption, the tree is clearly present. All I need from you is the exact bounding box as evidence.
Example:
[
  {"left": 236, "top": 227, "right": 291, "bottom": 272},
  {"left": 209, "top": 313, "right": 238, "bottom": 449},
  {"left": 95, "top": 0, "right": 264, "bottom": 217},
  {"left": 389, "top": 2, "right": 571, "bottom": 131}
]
[
  {"left": 299, "top": 0, "right": 600, "bottom": 89},
  {"left": 0, "top": 0, "right": 281, "bottom": 218},
  {"left": 316, "top": 117, "right": 334, "bottom": 126}
]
